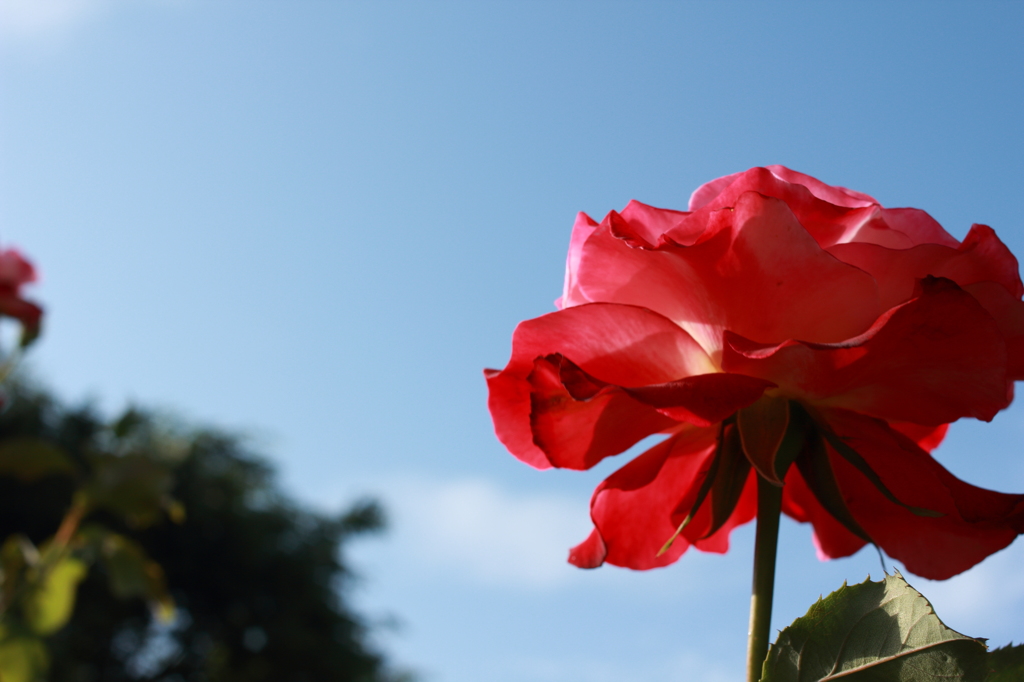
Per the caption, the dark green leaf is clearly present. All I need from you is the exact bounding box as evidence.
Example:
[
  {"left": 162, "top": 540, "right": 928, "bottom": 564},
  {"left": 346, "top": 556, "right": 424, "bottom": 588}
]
[
  {"left": 817, "top": 427, "right": 942, "bottom": 518},
  {"left": 701, "top": 424, "right": 752, "bottom": 539},
  {"left": 988, "top": 643, "right": 1024, "bottom": 681},
  {"left": 795, "top": 435, "right": 872, "bottom": 545},
  {"left": 338, "top": 499, "right": 385, "bottom": 535},
  {"left": 19, "top": 324, "right": 40, "bottom": 349},
  {"left": 762, "top": 572, "right": 989, "bottom": 682},
  {"left": 0, "top": 536, "right": 34, "bottom": 607},
  {"left": 771, "top": 402, "right": 809, "bottom": 485},
  {"left": 111, "top": 408, "right": 146, "bottom": 439},
  {"left": 88, "top": 529, "right": 174, "bottom": 622},
  {"left": 81, "top": 453, "right": 173, "bottom": 527},
  {"left": 0, "top": 438, "right": 76, "bottom": 483}
]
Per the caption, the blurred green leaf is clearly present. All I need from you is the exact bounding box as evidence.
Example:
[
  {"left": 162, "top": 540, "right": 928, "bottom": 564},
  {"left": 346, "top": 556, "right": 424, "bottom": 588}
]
[
  {"left": 0, "top": 439, "right": 75, "bottom": 483},
  {"left": 0, "top": 534, "right": 34, "bottom": 570},
  {"left": 988, "top": 643, "right": 1024, "bottom": 681},
  {"left": 0, "top": 535, "right": 37, "bottom": 611},
  {"left": 19, "top": 325, "right": 40, "bottom": 350},
  {"left": 165, "top": 498, "right": 187, "bottom": 524},
  {"left": 339, "top": 498, "right": 385, "bottom": 535},
  {"left": 81, "top": 453, "right": 173, "bottom": 528},
  {"left": 0, "top": 633, "right": 47, "bottom": 682},
  {"left": 21, "top": 553, "right": 87, "bottom": 636},
  {"left": 77, "top": 526, "right": 174, "bottom": 622},
  {"left": 762, "top": 572, "right": 989, "bottom": 682},
  {"left": 111, "top": 408, "right": 146, "bottom": 440}
]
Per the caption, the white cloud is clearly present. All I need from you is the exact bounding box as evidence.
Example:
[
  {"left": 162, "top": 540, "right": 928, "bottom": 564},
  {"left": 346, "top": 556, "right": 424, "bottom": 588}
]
[
  {"left": 0, "top": 0, "right": 188, "bottom": 44},
  {"left": 0, "top": 0, "right": 112, "bottom": 39},
  {"left": 335, "top": 473, "right": 744, "bottom": 597},
  {"left": 375, "top": 476, "right": 594, "bottom": 589},
  {"left": 502, "top": 650, "right": 740, "bottom": 682}
]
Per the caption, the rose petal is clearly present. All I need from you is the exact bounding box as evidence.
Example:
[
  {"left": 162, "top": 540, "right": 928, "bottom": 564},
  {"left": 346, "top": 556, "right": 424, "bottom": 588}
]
[
  {"left": 558, "top": 211, "right": 601, "bottom": 309},
  {"left": 869, "top": 207, "right": 960, "bottom": 248},
  {"left": 624, "top": 373, "right": 775, "bottom": 427},
  {"left": 684, "top": 433, "right": 757, "bottom": 554},
  {"left": 619, "top": 200, "right": 696, "bottom": 247},
  {"left": 680, "top": 167, "right": 886, "bottom": 248},
  {"left": 737, "top": 395, "right": 791, "bottom": 484},
  {"left": 576, "top": 192, "right": 881, "bottom": 354},
  {"left": 689, "top": 170, "right": 745, "bottom": 210},
  {"left": 958, "top": 225, "right": 1024, "bottom": 296},
  {"left": 690, "top": 475, "right": 757, "bottom": 553},
  {"left": 829, "top": 223, "right": 1023, "bottom": 310},
  {"left": 585, "top": 426, "right": 720, "bottom": 569},
  {"left": 763, "top": 165, "right": 878, "bottom": 208},
  {"left": 0, "top": 249, "right": 38, "bottom": 287},
  {"left": 822, "top": 409, "right": 1024, "bottom": 580},
  {"left": 0, "top": 296, "right": 42, "bottom": 334},
  {"left": 723, "top": 277, "right": 1009, "bottom": 425},
  {"left": 486, "top": 303, "right": 715, "bottom": 469},
  {"left": 888, "top": 422, "right": 949, "bottom": 453},
  {"left": 963, "top": 281, "right": 1024, "bottom": 381},
  {"left": 689, "top": 166, "right": 876, "bottom": 213},
  {"left": 568, "top": 529, "right": 607, "bottom": 569},
  {"left": 527, "top": 355, "right": 679, "bottom": 470},
  {"left": 824, "top": 207, "right": 917, "bottom": 249}
]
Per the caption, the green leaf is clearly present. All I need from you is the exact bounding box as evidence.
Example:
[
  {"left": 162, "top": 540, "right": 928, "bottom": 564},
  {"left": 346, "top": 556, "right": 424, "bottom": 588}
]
[
  {"left": 794, "top": 435, "right": 872, "bottom": 545},
  {"left": 988, "top": 643, "right": 1024, "bottom": 681},
  {"left": 0, "top": 536, "right": 34, "bottom": 611},
  {"left": 0, "top": 634, "right": 48, "bottom": 682},
  {"left": 0, "top": 438, "right": 76, "bottom": 483},
  {"left": 762, "top": 572, "right": 989, "bottom": 682},
  {"left": 817, "top": 427, "right": 942, "bottom": 518},
  {"left": 19, "top": 324, "right": 40, "bottom": 349},
  {"left": 82, "top": 453, "right": 174, "bottom": 528},
  {"left": 701, "top": 423, "right": 752, "bottom": 539},
  {"left": 111, "top": 408, "right": 147, "bottom": 439},
  {"left": 85, "top": 529, "right": 174, "bottom": 622},
  {"left": 21, "top": 554, "right": 87, "bottom": 636}
]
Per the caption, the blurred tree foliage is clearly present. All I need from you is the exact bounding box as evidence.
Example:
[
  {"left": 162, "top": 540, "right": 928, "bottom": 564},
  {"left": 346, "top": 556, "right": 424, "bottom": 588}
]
[{"left": 0, "top": 380, "right": 404, "bottom": 682}]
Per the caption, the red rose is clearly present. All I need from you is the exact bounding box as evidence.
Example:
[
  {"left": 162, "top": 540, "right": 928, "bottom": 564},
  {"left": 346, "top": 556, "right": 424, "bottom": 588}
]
[
  {"left": 486, "top": 166, "right": 1024, "bottom": 580},
  {"left": 0, "top": 248, "right": 43, "bottom": 345}
]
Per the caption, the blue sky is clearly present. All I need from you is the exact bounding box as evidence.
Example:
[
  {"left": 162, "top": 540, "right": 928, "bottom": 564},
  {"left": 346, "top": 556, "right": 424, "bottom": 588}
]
[{"left": 1, "top": 2, "right": 1023, "bottom": 680}]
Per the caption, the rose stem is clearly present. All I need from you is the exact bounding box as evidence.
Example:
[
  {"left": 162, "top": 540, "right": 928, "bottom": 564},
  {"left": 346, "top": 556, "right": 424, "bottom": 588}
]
[{"left": 746, "top": 475, "right": 783, "bottom": 682}]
